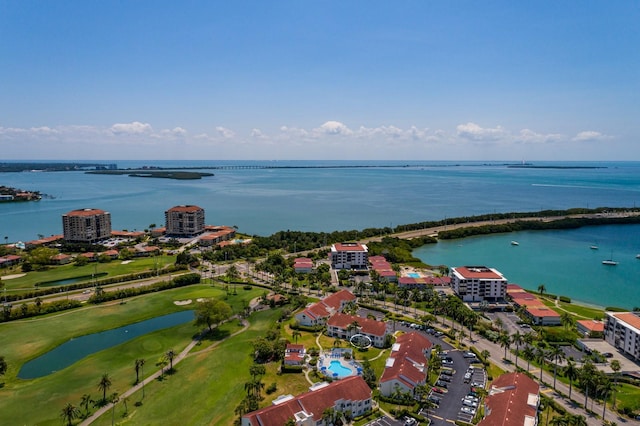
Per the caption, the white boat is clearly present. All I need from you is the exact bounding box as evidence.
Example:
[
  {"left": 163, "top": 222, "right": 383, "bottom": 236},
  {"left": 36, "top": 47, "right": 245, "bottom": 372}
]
[
  {"left": 603, "top": 251, "right": 618, "bottom": 265},
  {"left": 636, "top": 254, "right": 640, "bottom": 259},
  {"left": 590, "top": 245, "right": 598, "bottom": 250},
  {"left": 511, "top": 241, "right": 519, "bottom": 246}
]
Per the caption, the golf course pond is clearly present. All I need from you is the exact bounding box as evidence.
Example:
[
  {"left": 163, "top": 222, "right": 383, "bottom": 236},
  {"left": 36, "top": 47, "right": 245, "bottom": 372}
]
[{"left": 18, "top": 310, "right": 194, "bottom": 379}]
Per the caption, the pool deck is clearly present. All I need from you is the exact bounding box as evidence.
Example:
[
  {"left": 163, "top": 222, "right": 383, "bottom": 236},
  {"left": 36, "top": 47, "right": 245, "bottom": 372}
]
[{"left": 318, "top": 349, "right": 362, "bottom": 378}]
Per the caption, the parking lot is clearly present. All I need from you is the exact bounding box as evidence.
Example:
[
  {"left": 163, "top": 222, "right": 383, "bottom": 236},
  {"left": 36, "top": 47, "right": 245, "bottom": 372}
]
[
  {"left": 381, "top": 322, "right": 489, "bottom": 425},
  {"left": 364, "top": 415, "right": 406, "bottom": 426}
]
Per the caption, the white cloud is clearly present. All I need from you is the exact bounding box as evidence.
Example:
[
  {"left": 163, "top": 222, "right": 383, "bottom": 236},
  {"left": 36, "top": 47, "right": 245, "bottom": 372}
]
[
  {"left": 314, "top": 120, "right": 353, "bottom": 136},
  {"left": 250, "top": 128, "right": 268, "bottom": 139},
  {"left": 215, "top": 126, "right": 235, "bottom": 139},
  {"left": 110, "top": 121, "right": 153, "bottom": 135},
  {"left": 572, "top": 131, "right": 611, "bottom": 142},
  {"left": 516, "top": 129, "right": 564, "bottom": 144},
  {"left": 456, "top": 122, "right": 507, "bottom": 141}
]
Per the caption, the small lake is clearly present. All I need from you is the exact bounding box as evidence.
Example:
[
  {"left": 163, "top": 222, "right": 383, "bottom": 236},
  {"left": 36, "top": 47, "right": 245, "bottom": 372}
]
[{"left": 18, "top": 310, "right": 194, "bottom": 379}]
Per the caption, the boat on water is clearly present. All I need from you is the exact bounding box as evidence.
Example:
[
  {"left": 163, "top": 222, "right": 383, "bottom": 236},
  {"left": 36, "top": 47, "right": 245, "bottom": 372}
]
[
  {"left": 511, "top": 241, "right": 519, "bottom": 246},
  {"left": 636, "top": 254, "right": 640, "bottom": 259},
  {"left": 602, "top": 251, "right": 618, "bottom": 265},
  {"left": 590, "top": 245, "right": 598, "bottom": 250}
]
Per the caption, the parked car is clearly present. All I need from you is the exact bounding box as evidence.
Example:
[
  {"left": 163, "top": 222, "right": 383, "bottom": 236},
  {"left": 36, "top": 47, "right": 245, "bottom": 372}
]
[
  {"left": 428, "top": 395, "right": 441, "bottom": 405},
  {"left": 441, "top": 368, "right": 454, "bottom": 376},
  {"left": 403, "top": 416, "right": 417, "bottom": 426},
  {"left": 462, "top": 399, "right": 478, "bottom": 408},
  {"left": 438, "top": 375, "right": 451, "bottom": 382},
  {"left": 434, "top": 331, "right": 444, "bottom": 337},
  {"left": 463, "top": 351, "right": 476, "bottom": 358},
  {"left": 435, "top": 381, "right": 448, "bottom": 388},
  {"left": 432, "top": 387, "right": 445, "bottom": 394},
  {"left": 461, "top": 406, "right": 476, "bottom": 415}
]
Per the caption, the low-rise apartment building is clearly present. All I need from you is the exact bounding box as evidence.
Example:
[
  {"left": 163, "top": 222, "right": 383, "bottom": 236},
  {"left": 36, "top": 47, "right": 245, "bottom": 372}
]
[
  {"left": 379, "top": 332, "right": 432, "bottom": 398},
  {"left": 604, "top": 311, "right": 640, "bottom": 362},
  {"left": 241, "top": 376, "right": 372, "bottom": 426},
  {"left": 330, "top": 242, "right": 368, "bottom": 270},
  {"left": 326, "top": 312, "right": 388, "bottom": 348},
  {"left": 450, "top": 266, "right": 507, "bottom": 303},
  {"left": 479, "top": 372, "right": 539, "bottom": 426}
]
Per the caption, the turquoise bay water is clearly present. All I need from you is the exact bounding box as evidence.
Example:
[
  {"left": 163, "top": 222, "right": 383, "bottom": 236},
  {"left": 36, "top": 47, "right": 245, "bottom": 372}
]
[
  {"left": 413, "top": 224, "right": 640, "bottom": 310},
  {"left": 18, "top": 310, "right": 193, "bottom": 379}
]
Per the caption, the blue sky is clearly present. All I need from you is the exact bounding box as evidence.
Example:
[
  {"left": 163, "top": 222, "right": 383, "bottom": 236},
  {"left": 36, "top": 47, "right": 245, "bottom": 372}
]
[{"left": 1, "top": 1, "right": 638, "bottom": 160}]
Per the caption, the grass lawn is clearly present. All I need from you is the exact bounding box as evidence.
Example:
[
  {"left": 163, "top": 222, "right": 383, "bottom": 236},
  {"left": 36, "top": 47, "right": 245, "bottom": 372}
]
[
  {"left": 614, "top": 382, "right": 640, "bottom": 413},
  {"left": 539, "top": 297, "right": 605, "bottom": 320},
  {"left": 2, "top": 255, "right": 176, "bottom": 294},
  {"left": 91, "top": 308, "right": 284, "bottom": 426},
  {"left": 0, "top": 285, "right": 263, "bottom": 425}
]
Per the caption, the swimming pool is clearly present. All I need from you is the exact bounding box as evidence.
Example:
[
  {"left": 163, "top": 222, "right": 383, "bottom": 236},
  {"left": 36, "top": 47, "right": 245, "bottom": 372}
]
[
  {"left": 328, "top": 360, "right": 353, "bottom": 378},
  {"left": 407, "top": 272, "right": 421, "bottom": 278}
]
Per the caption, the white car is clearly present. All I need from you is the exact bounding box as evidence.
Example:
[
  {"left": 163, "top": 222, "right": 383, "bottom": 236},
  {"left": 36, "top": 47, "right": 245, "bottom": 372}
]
[
  {"left": 462, "top": 399, "right": 478, "bottom": 408},
  {"left": 461, "top": 406, "right": 476, "bottom": 415}
]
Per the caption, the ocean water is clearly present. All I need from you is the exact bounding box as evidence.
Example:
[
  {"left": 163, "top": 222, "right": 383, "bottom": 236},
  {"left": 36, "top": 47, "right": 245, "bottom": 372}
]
[
  {"left": 1, "top": 160, "right": 639, "bottom": 307},
  {"left": 2, "top": 160, "right": 639, "bottom": 242},
  {"left": 413, "top": 225, "right": 640, "bottom": 310}
]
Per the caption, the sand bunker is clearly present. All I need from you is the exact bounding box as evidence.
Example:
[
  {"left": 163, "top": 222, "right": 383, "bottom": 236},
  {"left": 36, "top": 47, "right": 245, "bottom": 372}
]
[
  {"left": 0, "top": 273, "right": 26, "bottom": 280},
  {"left": 174, "top": 299, "right": 192, "bottom": 306}
]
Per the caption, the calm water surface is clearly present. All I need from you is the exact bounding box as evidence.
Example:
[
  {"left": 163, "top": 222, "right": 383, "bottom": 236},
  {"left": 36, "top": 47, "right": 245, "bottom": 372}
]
[{"left": 18, "top": 310, "right": 193, "bottom": 379}]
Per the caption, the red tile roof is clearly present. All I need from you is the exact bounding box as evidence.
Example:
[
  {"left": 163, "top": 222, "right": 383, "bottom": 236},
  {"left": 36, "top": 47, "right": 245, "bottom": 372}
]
[
  {"left": 328, "top": 313, "right": 387, "bottom": 337},
  {"left": 65, "top": 208, "right": 108, "bottom": 217},
  {"left": 612, "top": 312, "right": 640, "bottom": 330},
  {"left": 243, "top": 376, "right": 371, "bottom": 426},
  {"left": 380, "top": 332, "right": 432, "bottom": 390},
  {"left": 526, "top": 306, "right": 560, "bottom": 318},
  {"left": 576, "top": 320, "right": 605, "bottom": 332},
  {"left": 167, "top": 205, "right": 203, "bottom": 213},
  {"left": 333, "top": 242, "right": 366, "bottom": 252},
  {"left": 455, "top": 266, "right": 504, "bottom": 280},
  {"left": 480, "top": 373, "right": 539, "bottom": 426},
  {"left": 322, "top": 289, "right": 356, "bottom": 311}
]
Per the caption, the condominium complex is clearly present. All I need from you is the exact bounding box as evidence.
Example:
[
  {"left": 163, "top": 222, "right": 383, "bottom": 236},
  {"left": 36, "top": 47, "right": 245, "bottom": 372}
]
[
  {"left": 330, "top": 242, "right": 368, "bottom": 269},
  {"left": 62, "top": 208, "right": 112, "bottom": 243},
  {"left": 165, "top": 205, "right": 205, "bottom": 237},
  {"left": 604, "top": 311, "right": 640, "bottom": 361},
  {"left": 450, "top": 266, "right": 507, "bottom": 303}
]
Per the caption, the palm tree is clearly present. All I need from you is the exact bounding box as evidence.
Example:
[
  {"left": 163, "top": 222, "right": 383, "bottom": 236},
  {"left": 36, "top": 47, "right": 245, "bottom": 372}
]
[
  {"left": 535, "top": 347, "right": 546, "bottom": 382},
  {"left": 60, "top": 402, "right": 80, "bottom": 426},
  {"left": 610, "top": 359, "right": 621, "bottom": 410},
  {"left": 481, "top": 349, "right": 491, "bottom": 367},
  {"left": 499, "top": 331, "right": 511, "bottom": 360},
  {"left": 549, "top": 345, "right": 565, "bottom": 390},
  {"left": 537, "top": 284, "right": 546, "bottom": 297},
  {"left": 560, "top": 312, "right": 575, "bottom": 331},
  {"left": 110, "top": 392, "right": 119, "bottom": 426},
  {"left": 523, "top": 346, "right": 535, "bottom": 372},
  {"left": 579, "top": 360, "right": 597, "bottom": 411},
  {"left": 134, "top": 358, "right": 145, "bottom": 384},
  {"left": 597, "top": 378, "right": 613, "bottom": 419},
  {"left": 80, "top": 394, "right": 93, "bottom": 418},
  {"left": 512, "top": 331, "right": 524, "bottom": 369},
  {"left": 166, "top": 349, "right": 176, "bottom": 372},
  {"left": 494, "top": 317, "right": 504, "bottom": 331},
  {"left": 292, "top": 330, "right": 302, "bottom": 344},
  {"left": 98, "top": 373, "right": 112, "bottom": 403},
  {"left": 563, "top": 359, "right": 579, "bottom": 400}
]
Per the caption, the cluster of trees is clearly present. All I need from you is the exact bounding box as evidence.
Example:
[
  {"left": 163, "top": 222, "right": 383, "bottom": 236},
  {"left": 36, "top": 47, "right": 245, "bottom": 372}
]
[
  {"left": 1, "top": 298, "right": 81, "bottom": 322},
  {"left": 193, "top": 298, "right": 233, "bottom": 333},
  {"left": 252, "top": 325, "right": 287, "bottom": 363},
  {"left": 234, "top": 364, "right": 267, "bottom": 422},
  {"left": 366, "top": 236, "right": 436, "bottom": 265},
  {"left": 89, "top": 273, "right": 201, "bottom": 304},
  {"left": 438, "top": 215, "right": 640, "bottom": 240}
]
